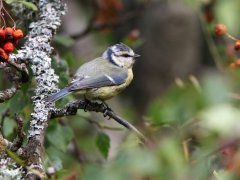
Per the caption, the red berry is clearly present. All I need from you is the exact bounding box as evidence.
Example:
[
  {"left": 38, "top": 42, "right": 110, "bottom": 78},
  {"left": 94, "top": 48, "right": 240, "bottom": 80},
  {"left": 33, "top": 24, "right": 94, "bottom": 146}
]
[
  {"left": 0, "top": 28, "right": 5, "bottom": 41},
  {"left": 5, "top": 27, "right": 14, "bottom": 34},
  {"left": 234, "top": 41, "right": 240, "bottom": 51},
  {"left": 5, "top": 27, "right": 14, "bottom": 42},
  {"left": 3, "top": 42, "right": 14, "bottom": 53},
  {"left": 13, "top": 29, "right": 23, "bottom": 39},
  {"left": 214, "top": 24, "right": 227, "bottom": 36},
  {"left": 0, "top": 48, "right": 9, "bottom": 61}
]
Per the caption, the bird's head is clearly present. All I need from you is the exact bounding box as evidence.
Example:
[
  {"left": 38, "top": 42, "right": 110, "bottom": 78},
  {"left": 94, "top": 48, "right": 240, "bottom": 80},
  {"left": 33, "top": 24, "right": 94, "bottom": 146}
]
[{"left": 102, "top": 43, "right": 140, "bottom": 68}]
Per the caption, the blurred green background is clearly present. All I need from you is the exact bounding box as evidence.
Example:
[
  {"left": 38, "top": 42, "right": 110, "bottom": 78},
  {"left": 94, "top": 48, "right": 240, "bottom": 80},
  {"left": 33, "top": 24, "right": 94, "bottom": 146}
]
[{"left": 2, "top": 0, "right": 240, "bottom": 179}]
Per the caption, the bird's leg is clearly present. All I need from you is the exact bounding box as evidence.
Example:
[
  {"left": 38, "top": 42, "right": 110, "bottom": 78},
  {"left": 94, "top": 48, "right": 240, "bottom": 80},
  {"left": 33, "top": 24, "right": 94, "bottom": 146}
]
[
  {"left": 84, "top": 96, "right": 91, "bottom": 112},
  {"left": 102, "top": 101, "right": 114, "bottom": 117}
]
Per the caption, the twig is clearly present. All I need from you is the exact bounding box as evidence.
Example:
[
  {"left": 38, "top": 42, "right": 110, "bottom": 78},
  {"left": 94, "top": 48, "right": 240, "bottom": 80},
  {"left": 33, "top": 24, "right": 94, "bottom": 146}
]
[
  {"left": 106, "top": 110, "right": 151, "bottom": 146},
  {"left": 0, "top": 66, "right": 22, "bottom": 103},
  {"left": 49, "top": 100, "right": 151, "bottom": 147},
  {"left": 7, "top": 57, "right": 29, "bottom": 83},
  {"left": 198, "top": 11, "right": 223, "bottom": 71},
  {"left": 0, "top": 108, "right": 9, "bottom": 135},
  {"left": 78, "top": 114, "right": 123, "bottom": 131},
  {"left": 0, "top": 128, "right": 8, "bottom": 158},
  {"left": 10, "top": 113, "right": 25, "bottom": 152}
]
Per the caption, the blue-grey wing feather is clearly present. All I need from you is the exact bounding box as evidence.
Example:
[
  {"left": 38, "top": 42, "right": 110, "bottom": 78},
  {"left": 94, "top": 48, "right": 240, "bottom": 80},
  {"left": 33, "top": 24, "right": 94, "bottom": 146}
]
[
  {"left": 67, "top": 70, "right": 128, "bottom": 91},
  {"left": 45, "top": 88, "right": 72, "bottom": 102}
]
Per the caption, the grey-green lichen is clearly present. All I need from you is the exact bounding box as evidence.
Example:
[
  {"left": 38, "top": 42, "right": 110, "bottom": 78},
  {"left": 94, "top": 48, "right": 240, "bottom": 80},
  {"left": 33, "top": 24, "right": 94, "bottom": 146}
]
[
  {"left": 0, "top": 158, "right": 24, "bottom": 180},
  {"left": 25, "top": 0, "right": 66, "bottom": 139},
  {"left": 13, "top": 0, "right": 67, "bottom": 178}
]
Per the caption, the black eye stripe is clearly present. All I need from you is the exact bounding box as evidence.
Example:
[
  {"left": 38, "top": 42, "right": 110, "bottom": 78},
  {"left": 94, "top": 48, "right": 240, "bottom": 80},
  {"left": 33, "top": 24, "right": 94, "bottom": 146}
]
[
  {"left": 112, "top": 51, "right": 132, "bottom": 58},
  {"left": 114, "top": 53, "right": 132, "bottom": 57},
  {"left": 122, "top": 54, "right": 131, "bottom": 57}
]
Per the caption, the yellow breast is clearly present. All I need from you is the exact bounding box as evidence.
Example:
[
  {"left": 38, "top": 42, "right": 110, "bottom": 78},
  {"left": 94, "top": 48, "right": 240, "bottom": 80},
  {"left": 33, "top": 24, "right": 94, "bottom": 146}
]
[{"left": 85, "top": 68, "right": 133, "bottom": 101}]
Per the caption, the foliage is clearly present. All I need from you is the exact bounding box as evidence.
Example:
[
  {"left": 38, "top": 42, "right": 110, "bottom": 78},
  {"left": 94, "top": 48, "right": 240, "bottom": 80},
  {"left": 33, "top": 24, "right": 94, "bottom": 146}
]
[
  {"left": 2, "top": 0, "right": 240, "bottom": 179},
  {"left": 5, "top": 0, "right": 38, "bottom": 11}
]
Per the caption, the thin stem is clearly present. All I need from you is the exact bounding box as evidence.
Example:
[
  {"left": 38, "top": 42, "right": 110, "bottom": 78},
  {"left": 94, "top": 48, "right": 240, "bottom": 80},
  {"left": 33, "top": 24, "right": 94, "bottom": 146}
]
[
  {"left": 198, "top": 11, "right": 223, "bottom": 71},
  {"left": 50, "top": 100, "right": 152, "bottom": 147},
  {"left": 0, "top": 12, "right": 6, "bottom": 28},
  {"left": 225, "top": 33, "right": 240, "bottom": 42},
  {"left": 1, "top": 108, "right": 9, "bottom": 135},
  {"left": 2, "top": 6, "right": 16, "bottom": 28},
  {"left": 78, "top": 114, "right": 124, "bottom": 131}
]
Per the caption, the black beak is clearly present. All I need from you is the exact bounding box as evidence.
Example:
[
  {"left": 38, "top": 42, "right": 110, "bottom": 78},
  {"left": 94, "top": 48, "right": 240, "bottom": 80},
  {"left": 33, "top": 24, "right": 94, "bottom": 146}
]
[{"left": 134, "top": 54, "right": 140, "bottom": 58}]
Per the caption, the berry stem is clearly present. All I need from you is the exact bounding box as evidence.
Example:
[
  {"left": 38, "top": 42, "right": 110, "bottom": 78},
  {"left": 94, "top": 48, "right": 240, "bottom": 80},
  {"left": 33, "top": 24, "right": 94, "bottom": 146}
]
[
  {"left": 225, "top": 33, "right": 240, "bottom": 41},
  {"left": 0, "top": 13, "right": 6, "bottom": 28},
  {"left": 0, "top": 0, "right": 5, "bottom": 28},
  {"left": 2, "top": 6, "right": 16, "bottom": 29}
]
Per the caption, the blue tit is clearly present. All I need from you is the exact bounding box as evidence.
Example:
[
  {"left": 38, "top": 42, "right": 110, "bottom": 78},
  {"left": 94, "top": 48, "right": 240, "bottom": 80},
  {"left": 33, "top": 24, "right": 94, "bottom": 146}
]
[{"left": 45, "top": 43, "right": 140, "bottom": 104}]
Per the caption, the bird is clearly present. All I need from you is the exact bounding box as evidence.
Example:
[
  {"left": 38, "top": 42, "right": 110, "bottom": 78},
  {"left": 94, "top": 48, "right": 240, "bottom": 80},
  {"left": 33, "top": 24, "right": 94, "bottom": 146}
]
[{"left": 45, "top": 43, "right": 140, "bottom": 112}]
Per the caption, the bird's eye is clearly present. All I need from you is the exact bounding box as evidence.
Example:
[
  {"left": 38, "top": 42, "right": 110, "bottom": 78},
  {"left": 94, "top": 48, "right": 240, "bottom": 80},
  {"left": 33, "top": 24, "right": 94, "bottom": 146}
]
[{"left": 123, "top": 54, "right": 130, "bottom": 57}]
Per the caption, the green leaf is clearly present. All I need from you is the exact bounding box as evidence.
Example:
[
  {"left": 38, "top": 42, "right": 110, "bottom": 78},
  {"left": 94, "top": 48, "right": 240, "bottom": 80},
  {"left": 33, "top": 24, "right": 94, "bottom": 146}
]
[
  {"left": 5, "top": 148, "right": 25, "bottom": 165},
  {"left": 0, "top": 102, "right": 9, "bottom": 114},
  {"left": 3, "top": 117, "right": 16, "bottom": 138},
  {"left": 46, "top": 119, "right": 74, "bottom": 152},
  {"left": 58, "top": 73, "right": 69, "bottom": 89},
  {"left": 21, "top": 81, "right": 31, "bottom": 95},
  {"left": 5, "top": 0, "right": 14, "bottom": 4},
  {"left": 53, "top": 35, "right": 74, "bottom": 47},
  {"left": 57, "top": 170, "right": 73, "bottom": 179},
  {"left": 147, "top": 82, "right": 204, "bottom": 126},
  {"left": 47, "top": 155, "right": 63, "bottom": 171},
  {"left": 17, "top": 1, "right": 38, "bottom": 11},
  {"left": 96, "top": 132, "right": 110, "bottom": 159},
  {"left": 12, "top": 47, "right": 18, "bottom": 54},
  {"left": 10, "top": 91, "right": 29, "bottom": 114},
  {"left": 63, "top": 52, "right": 74, "bottom": 67},
  {"left": 51, "top": 55, "right": 68, "bottom": 76}
]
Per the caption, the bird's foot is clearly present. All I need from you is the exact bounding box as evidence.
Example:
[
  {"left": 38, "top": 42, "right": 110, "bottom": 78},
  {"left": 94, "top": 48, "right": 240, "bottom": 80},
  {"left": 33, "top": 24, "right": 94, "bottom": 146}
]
[
  {"left": 84, "top": 96, "right": 91, "bottom": 112},
  {"left": 102, "top": 101, "right": 114, "bottom": 118}
]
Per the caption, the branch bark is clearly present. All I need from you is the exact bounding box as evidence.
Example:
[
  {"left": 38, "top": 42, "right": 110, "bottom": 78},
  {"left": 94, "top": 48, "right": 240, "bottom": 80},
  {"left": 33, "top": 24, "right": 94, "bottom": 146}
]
[
  {"left": 49, "top": 100, "right": 151, "bottom": 147},
  {"left": 18, "top": 0, "right": 67, "bottom": 179},
  {"left": 10, "top": 113, "right": 25, "bottom": 152}
]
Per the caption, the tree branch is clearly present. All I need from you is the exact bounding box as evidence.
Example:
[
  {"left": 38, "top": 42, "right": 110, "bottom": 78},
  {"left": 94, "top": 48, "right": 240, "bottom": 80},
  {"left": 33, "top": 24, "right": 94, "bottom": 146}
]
[
  {"left": 0, "top": 66, "right": 22, "bottom": 102},
  {"left": 49, "top": 100, "right": 151, "bottom": 147},
  {"left": 10, "top": 113, "right": 25, "bottom": 152},
  {"left": 19, "top": 0, "right": 67, "bottom": 179}
]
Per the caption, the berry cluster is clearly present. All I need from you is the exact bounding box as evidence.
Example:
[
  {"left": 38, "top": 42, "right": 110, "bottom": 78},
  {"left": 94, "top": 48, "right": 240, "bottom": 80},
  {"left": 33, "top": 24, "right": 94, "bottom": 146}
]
[
  {"left": 0, "top": 27, "right": 23, "bottom": 62},
  {"left": 214, "top": 24, "right": 240, "bottom": 69}
]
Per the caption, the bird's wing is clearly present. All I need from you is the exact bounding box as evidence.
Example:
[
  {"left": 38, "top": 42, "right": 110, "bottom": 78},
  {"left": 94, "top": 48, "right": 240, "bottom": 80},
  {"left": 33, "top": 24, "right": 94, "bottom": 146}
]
[{"left": 67, "top": 68, "right": 128, "bottom": 91}]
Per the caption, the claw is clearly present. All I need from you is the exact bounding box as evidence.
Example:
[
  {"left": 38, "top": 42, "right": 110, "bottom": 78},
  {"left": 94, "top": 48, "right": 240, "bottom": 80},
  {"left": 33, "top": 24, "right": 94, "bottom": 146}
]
[
  {"left": 102, "top": 101, "right": 114, "bottom": 118},
  {"left": 84, "top": 96, "right": 91, "bottom": 112}
]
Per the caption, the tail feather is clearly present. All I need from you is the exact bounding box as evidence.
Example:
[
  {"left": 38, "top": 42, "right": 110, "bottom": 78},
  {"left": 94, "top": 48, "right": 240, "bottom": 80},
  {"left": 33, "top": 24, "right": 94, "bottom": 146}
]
[{"left": 45, "top": 88, "right": 72, "bottom": 102}]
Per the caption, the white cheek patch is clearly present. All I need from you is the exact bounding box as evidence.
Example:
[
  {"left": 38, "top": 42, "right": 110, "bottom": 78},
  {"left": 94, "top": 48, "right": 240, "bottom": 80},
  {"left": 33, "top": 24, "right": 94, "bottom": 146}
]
[
  {"left": 127, "top": 57, "right": 133, "bottom": 63},
  {"left": 111, "top": 54, "right": 124, "bottom": 67}
]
